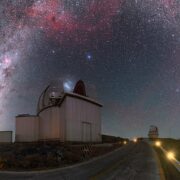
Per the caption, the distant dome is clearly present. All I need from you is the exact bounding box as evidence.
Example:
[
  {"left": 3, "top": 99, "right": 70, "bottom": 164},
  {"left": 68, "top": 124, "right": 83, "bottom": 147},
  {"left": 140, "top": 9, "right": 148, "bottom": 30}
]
[
  {"left": 73, "top": 80, "right": 86, "bottom": 96},
  {"left": 148, "top": 125, "right": 159, "bottom": 139},
  {"left": 73, "top": 80, "right": 98, "bottom": 99},
  {"left": 149, "top": 125, "right": 158, "bottom": 132}
]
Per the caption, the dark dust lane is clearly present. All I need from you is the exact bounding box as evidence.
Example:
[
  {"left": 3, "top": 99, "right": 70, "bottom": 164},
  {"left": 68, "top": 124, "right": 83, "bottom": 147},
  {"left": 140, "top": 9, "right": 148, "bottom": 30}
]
[{"left": 0, "top": 142, "right": 160, "bottom": 180}]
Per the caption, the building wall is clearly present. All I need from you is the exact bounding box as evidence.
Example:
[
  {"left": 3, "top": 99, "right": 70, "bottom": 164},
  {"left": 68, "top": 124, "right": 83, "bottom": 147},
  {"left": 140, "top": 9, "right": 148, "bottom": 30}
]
[
  {"left": 0, "top": 131, "right": 12, "bottom": 143},
  {"left": 39, "top": 106, "right": 66, "bottom": 141},
  {"left": 38, "top": 95, "right": 101, "bottom": 142},
  {"left": 16, "top": 116, "right": 39, "bottom": 142},
  {"left": 18, "top": 94, "right": 102, "bottom": 142},
  {"left": 65, "top": 96, "right": 101, "bottom": 142},
  {"left": 59, "top": 100, "right": 66, "bottom": 141}
]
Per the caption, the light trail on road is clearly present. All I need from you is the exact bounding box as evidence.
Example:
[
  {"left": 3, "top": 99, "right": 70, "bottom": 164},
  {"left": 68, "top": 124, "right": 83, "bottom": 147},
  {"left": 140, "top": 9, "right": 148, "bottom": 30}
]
[{"left": 155, "top": 141, "right": 180, "bottom": 173}]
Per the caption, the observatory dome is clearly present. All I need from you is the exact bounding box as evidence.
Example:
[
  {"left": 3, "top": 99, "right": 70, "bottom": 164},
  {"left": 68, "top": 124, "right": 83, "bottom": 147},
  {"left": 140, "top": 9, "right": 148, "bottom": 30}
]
[
  {"left": 148, "top": 125, "right": 159, "bottom": 139},
  {"left": 37, "top": 80, "right": 66, "bottom": 113},
  {"left": 16, "top": 79, "right": 102, "bottom": 143},
  {"left": 37, "top": 80, "right": 97, "bottom": 113}
]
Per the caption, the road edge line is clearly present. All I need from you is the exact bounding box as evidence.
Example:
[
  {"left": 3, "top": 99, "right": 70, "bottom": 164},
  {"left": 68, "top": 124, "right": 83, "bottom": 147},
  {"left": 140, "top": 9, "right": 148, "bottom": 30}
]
[{"left": 152, "top": 146, "right": 166, "bottom": 180}]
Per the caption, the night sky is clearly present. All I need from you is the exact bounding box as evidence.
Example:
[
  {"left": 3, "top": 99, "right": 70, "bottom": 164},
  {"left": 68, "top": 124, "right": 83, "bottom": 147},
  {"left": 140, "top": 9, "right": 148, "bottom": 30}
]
[{"left": 0, "top": 0, "right": 179, "bottom": 138}]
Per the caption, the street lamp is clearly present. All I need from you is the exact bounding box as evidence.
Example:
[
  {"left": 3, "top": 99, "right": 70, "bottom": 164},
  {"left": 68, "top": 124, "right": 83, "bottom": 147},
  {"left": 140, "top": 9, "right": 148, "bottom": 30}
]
[
  {"left": 123, "top": 141, "right": 127, "bottom": 145},
  {"left": 155, "top": 141, "right": 161, "bottom": 147},
  {"left": 166, "top": 151, "right": 175, "bottom": 160}
]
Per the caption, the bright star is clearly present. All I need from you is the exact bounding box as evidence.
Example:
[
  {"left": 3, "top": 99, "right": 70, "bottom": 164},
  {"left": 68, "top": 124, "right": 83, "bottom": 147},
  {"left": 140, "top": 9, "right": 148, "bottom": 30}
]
[
  {"left": 86, "top": 53, "right": 93, "bottom": 61},
  {"left": 176, "top": 88, "right": 180, "bottom": 93}
]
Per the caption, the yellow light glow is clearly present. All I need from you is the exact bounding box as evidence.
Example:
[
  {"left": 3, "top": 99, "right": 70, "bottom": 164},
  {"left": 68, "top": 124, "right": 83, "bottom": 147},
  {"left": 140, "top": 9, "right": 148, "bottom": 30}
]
[
  {"left": 133, "top": 138, "right": 137, "bottom": 143},
  {"left": 123, "top": 141, "right": 127, "bottom": 145},
  {"left": 155, "top": 141, "right": 161, "bottom": 147},
  {"left": 167, "top": 151, "right": 175, "bottom": 160}
]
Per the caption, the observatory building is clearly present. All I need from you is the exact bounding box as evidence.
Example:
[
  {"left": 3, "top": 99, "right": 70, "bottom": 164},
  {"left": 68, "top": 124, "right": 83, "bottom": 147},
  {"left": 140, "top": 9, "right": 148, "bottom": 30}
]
[
  {"left": 16, "top": 80, "right": 102, "bottom": 143},
  {"left": 148, "top": 125, "right": 159, "bottom": 139}
]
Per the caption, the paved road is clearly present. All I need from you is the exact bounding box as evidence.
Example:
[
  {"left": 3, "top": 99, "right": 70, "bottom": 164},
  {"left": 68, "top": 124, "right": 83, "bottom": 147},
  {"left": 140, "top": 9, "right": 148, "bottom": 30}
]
[{"left": 0, "top": 142, "right": 160, "bottom": 180}]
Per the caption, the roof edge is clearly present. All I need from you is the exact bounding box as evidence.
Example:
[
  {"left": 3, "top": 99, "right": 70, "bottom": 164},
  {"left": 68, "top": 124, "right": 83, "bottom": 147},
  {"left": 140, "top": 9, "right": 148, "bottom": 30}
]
[
  {"left": 37, "top": 92, "right": 103, "bottom": 115},
  {"left": 62, "top": 92, "right": 103, "bottom": 107}
]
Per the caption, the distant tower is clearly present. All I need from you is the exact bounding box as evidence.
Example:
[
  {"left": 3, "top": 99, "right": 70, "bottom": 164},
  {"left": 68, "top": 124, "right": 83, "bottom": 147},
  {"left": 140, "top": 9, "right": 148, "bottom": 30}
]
[{"left": 148, "top": 125, "right": 159, "bottom": 139}]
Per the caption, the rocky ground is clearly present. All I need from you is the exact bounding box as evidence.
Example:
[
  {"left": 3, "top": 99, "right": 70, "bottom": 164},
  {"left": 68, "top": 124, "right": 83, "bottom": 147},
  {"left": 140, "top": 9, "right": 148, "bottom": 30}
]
[
  {"left": 0, "top": 141, "right": 161, "bottom": 180},
  {"left": 0, "top": 142, "right": 122, "bottom": 171}
]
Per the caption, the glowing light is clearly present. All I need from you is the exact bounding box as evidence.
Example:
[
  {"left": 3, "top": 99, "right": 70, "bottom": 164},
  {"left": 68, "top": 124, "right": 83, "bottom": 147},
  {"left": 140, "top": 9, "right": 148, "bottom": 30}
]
[
  {"left": 3, "top": 56, "right": 11, "bottom": 67},
  {"left": 133, "top": 138, "right": 137, "bottom": 143},
  {"left": 123, "top": 141, "right": 127, "bottom": 145},
  {"left": 63, "top": 81, "right": 73, "bottom": 92},
  {"left": 167, "top": 151, "right": 175, "bottom": 160},
  {"left": 86, "top": 53, "right": 92, "bottom": 61},
  {"left": 155, "top": 141, "right": 161, "bottom": 147}
]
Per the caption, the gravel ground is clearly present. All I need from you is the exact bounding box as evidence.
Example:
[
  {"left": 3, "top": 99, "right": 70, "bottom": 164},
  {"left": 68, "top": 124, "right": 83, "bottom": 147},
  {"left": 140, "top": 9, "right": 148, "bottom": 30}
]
[
  {"left": 0, "top": 142, "right": 121, "bottom": 171},
  {"left": 0, "top": 141, "right": 160, "bottom": 180}
]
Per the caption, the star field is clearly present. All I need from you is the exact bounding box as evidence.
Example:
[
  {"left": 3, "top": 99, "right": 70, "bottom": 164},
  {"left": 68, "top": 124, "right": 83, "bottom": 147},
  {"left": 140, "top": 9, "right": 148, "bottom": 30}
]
[{"left": 0, "top": 0, "right": 179, "bottom": 138}]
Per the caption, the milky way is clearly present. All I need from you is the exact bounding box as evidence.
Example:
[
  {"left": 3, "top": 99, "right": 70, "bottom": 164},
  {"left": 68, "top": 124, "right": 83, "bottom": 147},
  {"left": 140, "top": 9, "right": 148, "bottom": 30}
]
[{"left": 0, "top": 0, "right": 179, "bottom": 138}]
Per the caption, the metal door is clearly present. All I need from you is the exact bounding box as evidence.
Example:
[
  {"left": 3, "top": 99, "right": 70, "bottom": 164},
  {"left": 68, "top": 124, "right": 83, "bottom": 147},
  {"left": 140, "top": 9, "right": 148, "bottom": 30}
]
[{"left": 82, "top": 122, "right": 91, "bottom": 142}]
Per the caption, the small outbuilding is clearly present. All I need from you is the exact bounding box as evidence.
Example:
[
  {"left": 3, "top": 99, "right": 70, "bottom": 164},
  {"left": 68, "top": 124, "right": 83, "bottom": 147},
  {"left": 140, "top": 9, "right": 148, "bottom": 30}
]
[
  {"left": 0, "top": 131, "right": 12, "bottom": 143},
  {"left": 16, "top": 114, "right": 39, "bottom": 142},
  {"left": 16, "top": 80, "right": 102, "bottom": 143}
]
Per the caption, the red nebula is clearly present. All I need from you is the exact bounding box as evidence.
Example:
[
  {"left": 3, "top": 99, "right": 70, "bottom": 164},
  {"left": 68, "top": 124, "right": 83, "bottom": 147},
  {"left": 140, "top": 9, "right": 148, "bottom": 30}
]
[{"left": 26, "top": 0, "right": 123, "bottom": 46}]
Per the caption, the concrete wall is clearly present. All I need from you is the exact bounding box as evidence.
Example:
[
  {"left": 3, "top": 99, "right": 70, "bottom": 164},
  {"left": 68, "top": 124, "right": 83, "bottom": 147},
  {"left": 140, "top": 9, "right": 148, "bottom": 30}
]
[
  {"left": 16, "top": 116, "right": 39, "bottom": 142},
  {"left": 0, "top": 131, "right": 12, "bottom": 143},
  {"left": 65, "top": 96, "right": 101, "bottom": 142},
  {"left": 39, "top": 107, "right": 64, "bottom": 141}
]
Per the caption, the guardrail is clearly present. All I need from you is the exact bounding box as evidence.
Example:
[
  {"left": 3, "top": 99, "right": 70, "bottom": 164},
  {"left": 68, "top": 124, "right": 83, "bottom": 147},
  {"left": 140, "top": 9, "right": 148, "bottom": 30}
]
[{"left": 159, "top": 145, "right": 180, "bottom": 173}]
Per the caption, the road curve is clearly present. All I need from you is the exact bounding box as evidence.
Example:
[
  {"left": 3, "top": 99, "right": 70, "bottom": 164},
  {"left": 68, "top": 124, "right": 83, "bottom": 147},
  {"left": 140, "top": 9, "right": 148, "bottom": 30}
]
[{"left": 0, "top": 141, "right": 161, "bottom": 180}]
